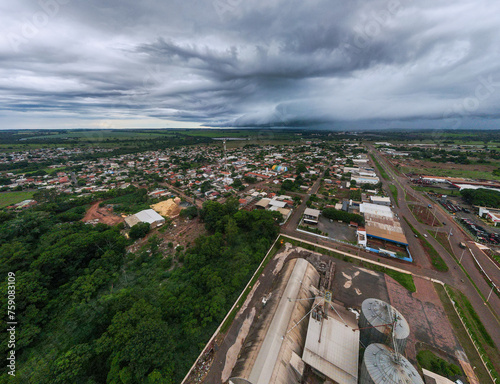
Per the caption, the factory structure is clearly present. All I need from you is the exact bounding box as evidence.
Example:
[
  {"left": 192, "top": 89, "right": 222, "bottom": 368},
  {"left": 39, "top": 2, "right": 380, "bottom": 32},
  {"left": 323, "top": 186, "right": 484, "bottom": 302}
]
[
  {"left": 228, "top": 259, "right": 424, "bottom": 384},
  {"left": 359, "top": 203, "right": 408, "bottom": 246}
]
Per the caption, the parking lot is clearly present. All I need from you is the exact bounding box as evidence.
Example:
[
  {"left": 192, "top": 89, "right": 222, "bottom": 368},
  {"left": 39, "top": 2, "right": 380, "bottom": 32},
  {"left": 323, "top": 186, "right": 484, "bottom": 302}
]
[
  {"left": 316, "top": 216, "right": 357, "bottom": 243},
  {"left": 459, "top": 217, "right": 500, "bottom": 245}
]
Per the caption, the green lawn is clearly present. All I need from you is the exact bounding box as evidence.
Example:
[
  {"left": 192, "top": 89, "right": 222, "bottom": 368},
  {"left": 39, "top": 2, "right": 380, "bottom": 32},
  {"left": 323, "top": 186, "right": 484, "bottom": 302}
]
[{"left": 0, "top": 191, "right": 35, "bottom": 208}]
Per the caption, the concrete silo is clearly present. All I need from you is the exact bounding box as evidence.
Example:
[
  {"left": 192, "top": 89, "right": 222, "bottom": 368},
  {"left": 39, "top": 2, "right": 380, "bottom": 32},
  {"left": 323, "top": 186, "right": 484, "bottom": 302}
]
[
  {"left": 359, "top": 298, "right": 410, "bottom": 353},
  {"left": 359, "top": 343, "right": 424, "bottom": 384}
]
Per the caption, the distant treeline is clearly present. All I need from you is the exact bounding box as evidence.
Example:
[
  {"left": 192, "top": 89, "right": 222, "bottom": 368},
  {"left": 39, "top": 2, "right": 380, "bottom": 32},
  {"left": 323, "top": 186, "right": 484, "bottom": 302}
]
[{"left": 461, "top": 188, "right": 500, "bottom": 209}]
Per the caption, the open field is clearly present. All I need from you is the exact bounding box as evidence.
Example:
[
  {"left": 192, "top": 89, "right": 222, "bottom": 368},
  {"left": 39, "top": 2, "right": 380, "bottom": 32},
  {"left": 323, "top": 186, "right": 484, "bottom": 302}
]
[
  {"left": 0, "top": 191, "right": 35, "bottom": 208},
  {"left": 399, "top": 158, "right": 499, "bottom": 180},
  {"left": 412, "top": 185, "right": 461, "bottom": 196},
  {"left": 23, "top": 130, "right": 172, "bottom": 141}
]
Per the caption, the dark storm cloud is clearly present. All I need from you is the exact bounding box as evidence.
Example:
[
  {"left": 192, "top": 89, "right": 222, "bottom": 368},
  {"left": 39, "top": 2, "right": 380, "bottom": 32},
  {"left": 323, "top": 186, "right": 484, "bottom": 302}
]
[{"left": 1, "top": 0, "right": 500, "bottom": 129}]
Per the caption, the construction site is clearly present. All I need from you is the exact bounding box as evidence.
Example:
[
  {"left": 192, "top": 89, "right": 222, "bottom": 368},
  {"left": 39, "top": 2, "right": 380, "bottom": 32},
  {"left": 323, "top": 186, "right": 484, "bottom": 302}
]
[{"left": 186, "top": 243, "right": 474, "bottom": 384}]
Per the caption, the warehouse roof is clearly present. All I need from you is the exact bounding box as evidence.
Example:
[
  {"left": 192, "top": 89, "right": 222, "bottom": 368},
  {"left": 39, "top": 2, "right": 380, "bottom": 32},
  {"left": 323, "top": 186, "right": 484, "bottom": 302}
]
[
  {"left": 360, "top": 203, "right": 408, "bottom": 245},
  {"left": 302, "top": 300, "right": 359, "bottom": 384},
  {"left": 304, "top": 208, "right": 321, "bottom": 217},
  {"left": 230, "top": 258, "right": 320, "bottom": 384},
  {"left": 134, "top": 209, "right": 165, "bottom": 224},
  {"left": 255, "top": 198, "right": 271, "bottom": 208}
]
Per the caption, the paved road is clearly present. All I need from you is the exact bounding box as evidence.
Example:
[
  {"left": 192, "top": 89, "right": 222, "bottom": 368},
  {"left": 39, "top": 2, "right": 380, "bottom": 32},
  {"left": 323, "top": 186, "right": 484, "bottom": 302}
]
[
  {"left": 280, "top": 145, "right": 500, "bottom": 350},
  {"left": 365, "top": 145, "right": 500, "bottom": 349}
]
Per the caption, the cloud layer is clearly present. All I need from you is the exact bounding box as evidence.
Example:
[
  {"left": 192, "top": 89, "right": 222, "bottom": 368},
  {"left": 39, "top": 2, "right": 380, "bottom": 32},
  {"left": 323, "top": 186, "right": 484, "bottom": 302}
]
[{"left": 1, "top": 0, "right": 500, "bottom": 129}]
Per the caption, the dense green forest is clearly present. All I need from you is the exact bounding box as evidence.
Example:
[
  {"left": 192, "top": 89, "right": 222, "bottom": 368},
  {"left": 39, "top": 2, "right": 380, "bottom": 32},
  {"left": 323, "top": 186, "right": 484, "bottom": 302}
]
[
  {"left": 461, "top": 188, "right": 500, "bottom": 208},
  {"left": 0, "top": 196, "right": 281, "bottom": 383}
]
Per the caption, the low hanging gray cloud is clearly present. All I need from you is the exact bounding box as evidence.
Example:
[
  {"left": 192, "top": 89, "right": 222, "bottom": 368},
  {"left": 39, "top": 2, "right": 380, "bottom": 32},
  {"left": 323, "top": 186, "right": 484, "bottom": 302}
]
[{"left": 1, "top": 0, "right": 500, "bottom": 129}]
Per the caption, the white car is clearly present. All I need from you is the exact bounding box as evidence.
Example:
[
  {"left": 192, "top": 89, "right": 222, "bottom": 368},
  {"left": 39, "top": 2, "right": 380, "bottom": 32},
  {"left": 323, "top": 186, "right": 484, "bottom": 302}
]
[{"left": 423, "top": 234, "right": 428, "bottom": 238}]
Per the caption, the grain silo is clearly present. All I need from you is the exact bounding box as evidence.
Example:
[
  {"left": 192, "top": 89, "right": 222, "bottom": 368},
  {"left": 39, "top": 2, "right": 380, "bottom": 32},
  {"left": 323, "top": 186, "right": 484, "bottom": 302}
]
[
  {"left": 359, "top": 343, "right": 424, "bottom": 384},
  {"left": 359, "top": 298, "right": 410, "bottom": 353}
]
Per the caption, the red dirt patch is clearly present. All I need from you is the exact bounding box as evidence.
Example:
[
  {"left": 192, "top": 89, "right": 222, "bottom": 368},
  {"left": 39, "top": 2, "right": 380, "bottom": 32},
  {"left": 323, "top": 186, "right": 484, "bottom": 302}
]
[
  {"left": 409, "top": 203, "right": 441, "bottom": 227},
  {"left": 82, "top": 201, "right": 124, "bottom": 226}
]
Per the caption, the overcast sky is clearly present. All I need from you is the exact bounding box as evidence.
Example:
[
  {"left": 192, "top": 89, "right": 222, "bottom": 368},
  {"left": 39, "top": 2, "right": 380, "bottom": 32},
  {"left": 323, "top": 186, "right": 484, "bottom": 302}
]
[{"left": 1, "top": 0, "right": 500, "bottom": 130}]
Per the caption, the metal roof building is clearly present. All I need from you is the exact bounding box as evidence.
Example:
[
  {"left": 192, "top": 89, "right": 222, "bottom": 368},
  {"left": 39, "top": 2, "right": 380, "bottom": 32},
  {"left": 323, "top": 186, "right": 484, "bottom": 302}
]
[
  {"left": 360, "top": 203, "right": 408, "bottom": 246},
  {"left": 303, "top": 208, "right": 321, "bottom": 224},
  {"left": 360, "top": 343, "right": 424, "bottom": 384},
  {"left": 124, "top": 209, "right": 165, "bottom": 228},
  {"left": 229, "top": 258, "right": 320, "bottom": 384},
  {"left": 359, "top": 298, "right": 410, "bottom": 353},
  {"left": 302, "top": 299, "right": 359, "bottom": 384},
  {"left": 422, "top": 369, "right": 455, "bottom": 384}
]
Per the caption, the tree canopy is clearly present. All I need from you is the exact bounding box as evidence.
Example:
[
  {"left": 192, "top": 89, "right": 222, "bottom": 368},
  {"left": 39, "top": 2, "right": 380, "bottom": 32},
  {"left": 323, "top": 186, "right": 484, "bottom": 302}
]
[{"left": 0, "top": 195, "right": 281, "bottom": 384}]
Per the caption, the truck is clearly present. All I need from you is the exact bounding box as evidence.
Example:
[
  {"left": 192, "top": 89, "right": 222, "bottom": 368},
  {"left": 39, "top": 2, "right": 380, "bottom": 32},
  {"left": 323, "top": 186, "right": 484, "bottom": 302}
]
[{"left": 459, "top": 242, "right": 466, "bottom": 249}]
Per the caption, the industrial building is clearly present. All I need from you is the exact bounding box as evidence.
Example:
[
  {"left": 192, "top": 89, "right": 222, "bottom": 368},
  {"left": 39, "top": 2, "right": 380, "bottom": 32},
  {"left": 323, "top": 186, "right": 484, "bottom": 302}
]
[
  {"left": 359, "top": 298, "right": 410, "bottom": 353},
  {"left": 302, "top": 299, "right": 360, "bottom": 384},
  {"left": 359, "top": 343, "right": 424, "bottom": 384},
  {"left": 369, "top": 196, "right": 391, "bottom": 206},
  {"left": 360, "top": 203, "right": 408, "bottom": 246},
  {"left": 228, "top": 261, "right": 423, "bottom": 384},
  {"left": 303, "top": 208, "right": 321, "bottom": 224},
  {"left": 124, "top": 208, "right": 165, "bottom": 228},
  {"left": 229, "top": 258, "right": 321, "bottom": 384}
]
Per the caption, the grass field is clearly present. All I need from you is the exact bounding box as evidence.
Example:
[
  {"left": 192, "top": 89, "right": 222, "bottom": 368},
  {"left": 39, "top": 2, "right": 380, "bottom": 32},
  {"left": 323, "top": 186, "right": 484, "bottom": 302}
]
[
  {"left": 22, "top": 130, "right": 173, "bottom": 141},
  {"left": 402, "top": 165, "right": 499, "bottom": 181},
  {"left": 0, "top": 191, "right": 35, "bottom": 208},
  {"left": 370, "top": 155, "right": 389, "bottom": 180}
]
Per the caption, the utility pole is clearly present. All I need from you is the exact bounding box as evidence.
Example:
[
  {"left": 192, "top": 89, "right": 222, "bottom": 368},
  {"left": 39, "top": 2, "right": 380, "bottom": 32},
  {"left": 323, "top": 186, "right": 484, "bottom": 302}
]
[
  {"left": 459, "top": 249, "right": 465, "bottom": 263},
  {"left": 447, "top": 228, "right": 453, "bottom": 241}
]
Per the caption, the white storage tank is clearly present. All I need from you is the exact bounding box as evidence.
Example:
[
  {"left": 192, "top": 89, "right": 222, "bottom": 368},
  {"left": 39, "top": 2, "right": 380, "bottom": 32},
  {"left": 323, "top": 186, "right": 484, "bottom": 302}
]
[
  {"left": 360, "top": 343, "right": 424, "bottom": 384},
  {"left": 359, "top": 298, "right": 410, "bottom": 353}
]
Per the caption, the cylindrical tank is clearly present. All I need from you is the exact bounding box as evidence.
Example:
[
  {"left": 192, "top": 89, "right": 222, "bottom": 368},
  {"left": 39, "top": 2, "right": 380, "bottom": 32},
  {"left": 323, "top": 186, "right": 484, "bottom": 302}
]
[
  {"left": 360, "top": 343, "right": 424, "bottom": 384},
  {"left": 359, "top": 298, "right": 410, "bottom": 353}
]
